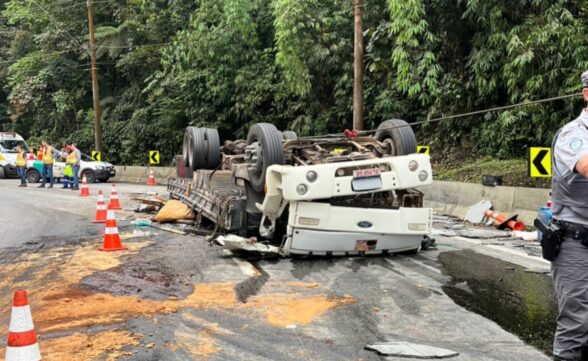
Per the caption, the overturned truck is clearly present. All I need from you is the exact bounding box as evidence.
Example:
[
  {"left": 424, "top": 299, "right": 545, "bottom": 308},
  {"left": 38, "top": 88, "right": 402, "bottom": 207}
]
[{"left": 168, "top": 120, "right": 433, "bottom": 256}]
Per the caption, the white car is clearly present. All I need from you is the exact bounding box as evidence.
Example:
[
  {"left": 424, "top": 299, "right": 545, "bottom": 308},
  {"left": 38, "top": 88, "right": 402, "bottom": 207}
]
[{"left": 26, "top": 151, "right": 116, "bottom": 183}]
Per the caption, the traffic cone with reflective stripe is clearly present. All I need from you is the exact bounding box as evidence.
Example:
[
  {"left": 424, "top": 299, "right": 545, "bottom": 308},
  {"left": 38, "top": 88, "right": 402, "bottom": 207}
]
[
  {"left": 147, "top": 170, "right": 155, "bottom": 186},
  {"left": 93, "top": 191, "right": 107, "bottom": 223},
  {"left": 107, "top": 183, "right": 122, "bottom": 210},
  {"left": 98, "top": 210, "right": 127, "bottom": 252},
  {"left": 80, "top": 176, "right": 90, "bottom": 197},
  {"left": 5, "top": 290, "right": 41, "bottom": 361}
]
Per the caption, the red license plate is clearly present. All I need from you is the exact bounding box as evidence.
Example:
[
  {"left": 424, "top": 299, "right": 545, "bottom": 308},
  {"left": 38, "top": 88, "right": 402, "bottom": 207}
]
[{"left": 353, "top": 168, "right": 381, "bottom": 178}]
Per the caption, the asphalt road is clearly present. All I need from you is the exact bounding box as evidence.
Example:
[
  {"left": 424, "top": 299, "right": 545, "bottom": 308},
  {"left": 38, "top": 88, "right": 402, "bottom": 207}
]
[
  {"left": 0, "top": 179, "right": 551, "bottom": 361},
  {"left": 0, "top": 179, "right": 165, "bottom": 248}
]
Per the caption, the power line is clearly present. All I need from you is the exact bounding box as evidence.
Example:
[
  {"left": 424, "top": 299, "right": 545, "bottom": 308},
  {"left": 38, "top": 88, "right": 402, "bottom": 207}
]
[{"left": 299, "top": 92, "right": 583, "bottom": 139}]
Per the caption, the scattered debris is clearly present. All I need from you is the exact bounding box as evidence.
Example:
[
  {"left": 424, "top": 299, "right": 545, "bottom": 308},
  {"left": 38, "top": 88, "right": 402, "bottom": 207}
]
[
  {"left": 464, "top": 200, "right": 493, "bottom": 224},
  {"left": 134, "top": 204, "right": 158, "bottom": 213},
  {"left": 512, "top": 230, "right": 538, "bottom": 242},
  {"left": 214, "top": 234, "right": 281, "bottom": 254},
  {"left": 365, "top": 341, "right": 459, "bottom": 359},
  {"left": 133, "top": 219, "right": 152, "bottom": 227},
  {"left": 484, "top": 210, "right": 525, "bottom": 231},
  {"left": 150, "top": 224, "right": 188, "bottom": 235},
  {"left": 421, "top": 236, "right": 437, "bottom": 250},
  {"left": 154, "top": 200, "right": 195, "bottom": 223},
  {"left": 433, "top": 228, "right": 512, "bottom": 239},
  {"left": 131, "top": 194, "right": 167, "bottom": 209}
]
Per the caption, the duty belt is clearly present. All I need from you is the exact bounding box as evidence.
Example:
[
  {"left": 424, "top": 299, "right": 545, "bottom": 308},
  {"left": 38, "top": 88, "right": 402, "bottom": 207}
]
[{"left": 554, "top": 219, "right": 588, "bottom": 242}]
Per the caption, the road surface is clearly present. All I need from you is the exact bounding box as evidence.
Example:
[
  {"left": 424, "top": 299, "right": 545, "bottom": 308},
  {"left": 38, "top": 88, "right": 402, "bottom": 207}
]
[{"left": 0, "top": 179, "right": 551, "bottom": 360}]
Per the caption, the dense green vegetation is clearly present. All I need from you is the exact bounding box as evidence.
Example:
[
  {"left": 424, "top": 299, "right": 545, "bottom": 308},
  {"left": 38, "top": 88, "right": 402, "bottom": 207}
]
[{"left": 0, "top": 0, "right": 586, "bottom": 166}]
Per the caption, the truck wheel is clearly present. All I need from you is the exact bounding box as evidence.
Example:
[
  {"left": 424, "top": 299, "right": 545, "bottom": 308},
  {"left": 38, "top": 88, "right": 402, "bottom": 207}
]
[
  {"left": 83, "top": 169, "right": 96, "bottom": 183},
  {"left": 26, "top": 169, "right": 40, "bottom": 183},
  {"left": 246, "top": 123, "right": 284, "bottom": 192},
  {"left": 375, "top": 119, "right": 417, "bottom": 156},
  {"left": 183, "top": 128, "right": 193, "bottom": 168},
  {"left": 283, "top": 130, "right": 298, "bottom": 140},
  {"left": 190, "top": 127, "right": 207, "bottom": 170},
  {"left": 0, "top": 166, "right": 5, "bottom": 179},
  {"left": 205, "top": 128, "right": 221, "bottom": 169}
]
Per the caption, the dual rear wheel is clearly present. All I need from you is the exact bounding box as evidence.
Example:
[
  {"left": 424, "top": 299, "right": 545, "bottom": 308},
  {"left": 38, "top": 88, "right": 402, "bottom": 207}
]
[{"left": 183, "top": 127, "right": 221, "bottom": 171}]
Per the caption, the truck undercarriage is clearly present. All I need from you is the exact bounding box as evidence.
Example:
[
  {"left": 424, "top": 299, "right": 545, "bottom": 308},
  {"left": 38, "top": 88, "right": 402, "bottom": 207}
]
[{"left": 168, "top": 120, "right": 433, "bottom": 256}]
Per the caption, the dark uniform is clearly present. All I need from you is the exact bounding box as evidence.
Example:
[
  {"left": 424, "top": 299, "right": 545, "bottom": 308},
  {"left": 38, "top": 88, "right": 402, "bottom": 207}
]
[{"left": 551, "top": 71, "right": 588, "bottom": 361}]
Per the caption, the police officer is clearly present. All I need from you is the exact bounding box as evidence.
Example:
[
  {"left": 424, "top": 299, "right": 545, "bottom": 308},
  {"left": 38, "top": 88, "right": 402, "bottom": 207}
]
[{"left": 551, "top": 71, "right": 588, "bottom": 361}]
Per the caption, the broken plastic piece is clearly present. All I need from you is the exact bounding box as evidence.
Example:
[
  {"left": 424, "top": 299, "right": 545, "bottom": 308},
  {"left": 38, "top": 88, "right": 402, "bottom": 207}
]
[
  {"left": 214, "top": 234, "right": 281, "bottom": 254},
  {"left": 365, "top": 341, "right": 459, "bottom": 359}
]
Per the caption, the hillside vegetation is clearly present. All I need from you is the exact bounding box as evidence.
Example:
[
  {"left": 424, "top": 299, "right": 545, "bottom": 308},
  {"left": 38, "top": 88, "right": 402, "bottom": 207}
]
[{"left": 0, "top": 0, "right": 586, "bottom": 167}]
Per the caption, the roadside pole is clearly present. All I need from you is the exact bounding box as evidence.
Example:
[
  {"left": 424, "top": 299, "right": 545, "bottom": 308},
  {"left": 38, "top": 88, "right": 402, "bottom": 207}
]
[
  {"left": 353, "top": 0, "right": 364, "bottom": 131},
  {"left": 87, "top": 0, "right": 102, "bottom": 153}
]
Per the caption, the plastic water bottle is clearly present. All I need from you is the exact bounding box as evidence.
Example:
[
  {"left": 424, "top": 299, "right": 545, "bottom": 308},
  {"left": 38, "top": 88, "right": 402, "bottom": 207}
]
[{"left": 537, "top": 200, "right": 553, "bottom": 242}]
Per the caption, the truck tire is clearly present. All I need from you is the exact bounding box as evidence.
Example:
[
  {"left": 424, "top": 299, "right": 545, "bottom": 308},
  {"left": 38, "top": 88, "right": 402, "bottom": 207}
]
[
  {"left": 0, "top": 166, "right": 5, "bottom": 179},
  {"left": 205, "top": 128, "right": 221, "bottom": 169},
  {"left": 375, "top": 119, "right": 417, "bottom": 156},
  {"left": 246, "top": 123, "right": 284, "bottom": 192},
  {"left": 183, "top": 128, "right": 192, "bottom": 168},
  {"left": 283, "top": 130, "right": 298, "bottom": 140},
  {"left": 26, "top": 168, "right": 40, "bottom": 183},
  {"left": 190, "top": 127, "right": 207, "bottom": 170}
]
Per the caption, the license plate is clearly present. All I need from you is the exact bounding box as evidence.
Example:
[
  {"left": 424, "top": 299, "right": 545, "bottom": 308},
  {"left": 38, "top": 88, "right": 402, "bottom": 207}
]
[
  {"left": 354, "top": 239, "right": 377, "bottom": 251},
  {"left": 353, "top": 168, "right": 381, "bottom": 178}
]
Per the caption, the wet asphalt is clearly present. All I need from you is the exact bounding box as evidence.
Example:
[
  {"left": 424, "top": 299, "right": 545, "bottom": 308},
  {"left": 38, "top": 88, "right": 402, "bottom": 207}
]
[{"left": 0, "top": 179, "right": 551, "bottom": 361}]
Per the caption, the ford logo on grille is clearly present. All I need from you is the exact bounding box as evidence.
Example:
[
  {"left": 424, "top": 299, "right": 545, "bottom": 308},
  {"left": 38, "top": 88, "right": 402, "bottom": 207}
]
[{"left": 357, "top": 221, "right": 372, "bottom": 228}]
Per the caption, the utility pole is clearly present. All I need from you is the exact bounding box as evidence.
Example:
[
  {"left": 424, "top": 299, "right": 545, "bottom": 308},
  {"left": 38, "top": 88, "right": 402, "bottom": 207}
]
[
  {"left": 87, "top": 0, "right": 102, "bottom": 152},
  {"left": 353, "top": 0, "right": 364, "bottom": 131}
]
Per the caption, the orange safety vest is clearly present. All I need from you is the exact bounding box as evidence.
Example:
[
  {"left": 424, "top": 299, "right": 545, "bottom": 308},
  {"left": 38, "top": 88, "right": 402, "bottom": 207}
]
[
  {"left": 43, "top": 147, "right": 53, "bottom": 165},
  {"left": 16, "top": 151, "right": 26, "bottom": 167}
]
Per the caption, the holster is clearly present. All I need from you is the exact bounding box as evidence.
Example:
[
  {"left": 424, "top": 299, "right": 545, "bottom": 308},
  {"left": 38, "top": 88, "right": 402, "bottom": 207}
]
[{"left": 534, "top": 218, "right": 563, "bottom": 261}]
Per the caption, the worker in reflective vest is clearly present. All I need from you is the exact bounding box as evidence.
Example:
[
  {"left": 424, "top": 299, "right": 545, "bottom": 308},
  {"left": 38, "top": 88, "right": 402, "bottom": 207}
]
[
  {"left": 69, "top": 143, "right": 81, "bottom": 190},
  {"left": 38, "top": 140, "right": 54, "bottom": 188},
  {"left": 15, "top": 145, "right": 27, "bottom": 187}
]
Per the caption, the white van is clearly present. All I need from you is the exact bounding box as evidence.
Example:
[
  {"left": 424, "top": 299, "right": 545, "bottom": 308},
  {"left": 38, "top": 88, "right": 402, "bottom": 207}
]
[{"left": 0, "top": 132, "right": 30, "bottom": 179}]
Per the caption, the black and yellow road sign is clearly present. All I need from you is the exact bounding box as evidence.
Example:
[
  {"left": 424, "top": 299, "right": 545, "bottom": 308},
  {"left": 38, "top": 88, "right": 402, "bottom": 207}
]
[
  {"left": 91, "top": 151, "right": 101, "bottom": 161},
  {"left": 149, "top": 150, "right": 160, "bottom": 165},
  {"left": 417, "top": 146, "right": 430, "bottom": 155},
  {"left": 529, "top": 147, "right": 552, "bottom": 178}
]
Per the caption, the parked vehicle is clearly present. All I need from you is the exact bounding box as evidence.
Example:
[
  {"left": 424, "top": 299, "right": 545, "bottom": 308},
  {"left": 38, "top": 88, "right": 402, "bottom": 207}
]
[
  {"left": 0, "top": 132, "right": 30, "bottom": 179},
  {"left": 25, "top": 151, "right": 116, "bottom": 184},
  {"left": 168, "top": 121, "right": 433, "bottom": 256}
]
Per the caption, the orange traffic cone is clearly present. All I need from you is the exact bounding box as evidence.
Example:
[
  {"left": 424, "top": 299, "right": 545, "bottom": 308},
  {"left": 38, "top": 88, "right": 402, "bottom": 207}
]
[
  {"left": 5, "top": 290, "right": 41, "bottom": 361},
  {"left": 147, "top": 170, "right": 155, "bottom": 186},
  {"left": 107, "top": 183, "right": 122, "bottom": 210},
  {"left": 93, "top": 191, "right": 107, "bottom": 223},
  {"left": 484, "top": 210, "right": 525, "bottom": 231},
  {"left": 80, "top": 176, "right": 90, "bottom": 197},
  {"left": 98, "top": 210, "right": 127, "bottom": 252}
]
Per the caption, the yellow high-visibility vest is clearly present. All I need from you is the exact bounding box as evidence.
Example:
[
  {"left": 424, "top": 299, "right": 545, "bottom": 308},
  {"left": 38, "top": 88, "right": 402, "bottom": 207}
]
[
  {"left": 16, "top": 151, "right": 26, "bottom": 167},
  {"left": 43, "top": 147, "right": 53, "bottom": 165},
  {"left": 66, "top": 149, "right": 77, "bottom": 165}
]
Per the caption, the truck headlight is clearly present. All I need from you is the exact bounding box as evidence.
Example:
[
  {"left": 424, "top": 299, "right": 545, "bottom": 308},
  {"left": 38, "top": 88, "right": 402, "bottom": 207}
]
[
  {"left": 409, "top": 160, "right": 418, "bottom": 172},
  {"left": 418, "top": 170, "right": 428, "bottom": 182},
  {"left": 296, "top": 184, "right": 308, "bottom": 195},
  {"left": 306, "top": 170, "right": 318, "bottom": 183}
]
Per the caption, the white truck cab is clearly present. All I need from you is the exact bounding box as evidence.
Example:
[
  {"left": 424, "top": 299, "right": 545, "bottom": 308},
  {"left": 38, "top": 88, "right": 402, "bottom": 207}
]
[{"left": 0, "top": 132, "right": 30, "bottom": 179}]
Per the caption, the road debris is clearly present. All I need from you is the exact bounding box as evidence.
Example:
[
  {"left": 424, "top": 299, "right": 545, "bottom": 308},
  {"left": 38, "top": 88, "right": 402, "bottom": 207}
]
[
  {"left": 365, "top": 341, "right": 459, "bottom": 358},
  {"left": 150, "top": 224, "right": 188, "bottom": 235},
  {"left": 484, "top": 210, "right": 525, "bottom": 231},
  {"left": 464, "top": 200, "right": 493, "bottom": 224},
  {"left": 154, "top": 200, "right": 195, "bottom": 223},
  {"left": 214, "top": 234, "right": 281, "bottom": 254}
]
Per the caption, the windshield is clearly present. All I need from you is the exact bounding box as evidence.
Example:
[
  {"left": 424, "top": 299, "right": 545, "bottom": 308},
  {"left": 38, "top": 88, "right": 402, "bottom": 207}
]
[{"left": 0, "top": 139, "right": 29, "bottom": 153}]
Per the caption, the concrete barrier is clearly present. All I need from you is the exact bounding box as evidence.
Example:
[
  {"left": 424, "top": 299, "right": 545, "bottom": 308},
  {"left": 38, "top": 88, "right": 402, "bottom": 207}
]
[
  {"left": 111, "top": 166, "right": 175, "bottom": 185},
  {"left": 421, "top": 181, "right": 550, "bottom": 225}
]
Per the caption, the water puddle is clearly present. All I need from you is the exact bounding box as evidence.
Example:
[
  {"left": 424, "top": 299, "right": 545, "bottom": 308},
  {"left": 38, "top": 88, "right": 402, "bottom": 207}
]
[{"left": 439, "top": 249, "right": 557, "bottom": 355}]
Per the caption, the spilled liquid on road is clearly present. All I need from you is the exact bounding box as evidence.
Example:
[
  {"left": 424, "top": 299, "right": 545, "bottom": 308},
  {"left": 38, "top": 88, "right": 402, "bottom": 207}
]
[{"left": 439, "top": 249, "right": 557, "bottom": 355}]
